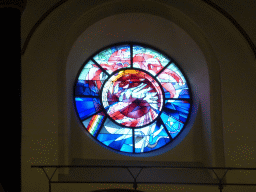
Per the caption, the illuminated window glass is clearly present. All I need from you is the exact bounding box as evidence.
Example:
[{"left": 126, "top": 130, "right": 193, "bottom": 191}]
[{"left": 74, "top": 43, "right": 192, "bottom": 154}]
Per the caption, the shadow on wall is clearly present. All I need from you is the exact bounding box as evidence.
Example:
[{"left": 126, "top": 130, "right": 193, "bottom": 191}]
[{"left": 0, "top": 0, "right": 27, "bottom": 13}]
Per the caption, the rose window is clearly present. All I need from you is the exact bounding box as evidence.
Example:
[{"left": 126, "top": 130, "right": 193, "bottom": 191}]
[{"left": 74, "top": 43, "right": 192, "bottom": 153}]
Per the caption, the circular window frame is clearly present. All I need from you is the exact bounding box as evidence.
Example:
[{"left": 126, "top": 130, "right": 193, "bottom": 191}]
[
  {"left": 73, "top": 41, "right": 193, "bottom": 155},
  {"left": 100, "top": 67, "right": 165, "bottom": 129}
]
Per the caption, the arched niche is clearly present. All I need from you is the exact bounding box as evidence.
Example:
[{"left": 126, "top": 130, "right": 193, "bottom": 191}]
[
  {"left": 61, "top": 3, "right": 223, "bottom": 171},
  {"left": 22, "top": 0, "right": 232, "bottom": 180}
]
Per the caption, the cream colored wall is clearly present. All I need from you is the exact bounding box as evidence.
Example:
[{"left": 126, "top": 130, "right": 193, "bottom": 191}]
[
  {"left": 63, "top": 12, "right": 224, "bottom": 185},
  {"left": 22, "top": 0, "right": 256, "bottom": 191},
  {"left": 66, "top": 13, "right": 207, "bottom": 161}
]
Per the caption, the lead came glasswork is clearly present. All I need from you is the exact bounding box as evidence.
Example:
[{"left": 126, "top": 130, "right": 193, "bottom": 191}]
[
  {"left": 93, "top": 44, "right": 131, "bottom": 74},
  {"left": 75, "top": 60, "right": 108, "bottom": 96},
  {"left": 157, "top": 63, "right": 189, "bottom": 99},
  {"left": 75, "top": 97, "right": 102, "bottom": 120},
  {"left": 133, "top": 45, "right": 170, "bottom": 76},
  {"left": 82, "top": 112, "right": 106, "bottom": 137},
  {"left": 102, "top": 69, "right": 163, "bottom": 127},
  {"left": 97, "top": 118, "right": 134, "bottom": 152},
  {"left": 74, "top": 43, "right": 192, "bottom": 154},
  {"left": 161, "top": 100, "right": 190, "bottom": 139},
  {"left": 134, "top": 121, "right": 170, "bottom": 153}
]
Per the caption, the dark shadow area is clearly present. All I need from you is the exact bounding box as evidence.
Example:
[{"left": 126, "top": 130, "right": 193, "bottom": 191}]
[
  {"left": 0, "top": 183, "right": 6, "bottom": 192},
  {"left": 0, "top": 0, "right": 27, "bottom": 13},
  {"left": 91, "top": 189, "right": 143, "bottom": 192}
]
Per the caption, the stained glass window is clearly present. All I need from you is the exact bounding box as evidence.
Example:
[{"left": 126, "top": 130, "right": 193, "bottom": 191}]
[{"left": 74, "top": 43, "right": 192, "bottom": 154}]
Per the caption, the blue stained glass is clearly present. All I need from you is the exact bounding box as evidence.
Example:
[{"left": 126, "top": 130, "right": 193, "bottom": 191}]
[
  {"left": 161, "top": 99, "right": 191, "bottom": 138},
  {"left": 157, "top": 63, "right": 190, "bottom": 99},
  {"left": 97, "top": 133, "right": 133, "bottom": 152},
  {"left": 97, "top": 119, "right": 133, "bottom": 152},
  {"left": 164, "top": 100, "right": 190, "bottom": 122},
  {"left": 75, "top": 80, "right": 99, "bottom": 96},
  {"left": 120, "top": 144, "right": 133, "bottom": 152},
  {"left": 161, "top": 110, "right": 186, "bottom": 139},
  {"left": 75, "top": 60, "right": 107, "bottom": 96},
  {"left": 134, "top": 121, "right": 170, "bottom": 153},
  {"left": 108, "top": 136, "right": 133, "bottom": 151},
  {"left": 111, "top": 45, "right": 130, "bottom": 54},
  {"left": 141, "top": 138, "right": 170, "bottom": 152},
  {"left": 75, "top": 97, "right": 102, "bottom": 120},
  {"left": 74, "top": 43, "right": 192, "bottom": 154},
  {"left": 164, "top": 109, "right": 186, "bottom": 124},
  {"left": 178, "top": 89, "right": 190, "bottom": 99},
  {"left": 165, "top": 100, "right": 190, "bottom": 113}
]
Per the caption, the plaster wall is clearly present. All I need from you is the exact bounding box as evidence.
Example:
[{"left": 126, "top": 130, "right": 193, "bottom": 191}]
[{"left": 22, "top": 0, "right": 256, "bottom": 191}]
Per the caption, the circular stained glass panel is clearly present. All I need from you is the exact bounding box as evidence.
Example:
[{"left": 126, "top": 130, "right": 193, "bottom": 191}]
[
  {"left": 74, "top": 43, "right": 192, "bottom": 154},
  {"left": 102, "top": 69, "right": 163, "bottom": 127}
]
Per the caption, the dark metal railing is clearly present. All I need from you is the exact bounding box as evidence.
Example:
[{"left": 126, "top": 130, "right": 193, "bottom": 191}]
[{"left": 31, "top": 165, "right": 256, "bottom": 192}]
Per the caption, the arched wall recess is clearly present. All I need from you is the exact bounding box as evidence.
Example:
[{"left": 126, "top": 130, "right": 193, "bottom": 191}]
[
  {"left": 66, "top": 12, "right": 205, "bottom": 157},
  {"left": 21, "top": 0, "right": 256, "bottom": 190},
  {"left": 61, "top": 0, "right": 224, "bottom": 172},
  {"left": 24, "top": 0, "right": 256, "bottom": 181},
  {"left": 21, "top": 0, "right": 256, "bottom": 58}
]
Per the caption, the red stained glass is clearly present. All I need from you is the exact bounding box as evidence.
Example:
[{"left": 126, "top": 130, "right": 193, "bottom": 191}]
[
  {"left": 102, "top": 69, "right": 163, "bottom": 127},
  {"left": 74, "top": 43, "right": 192, "bottom": 153}
]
